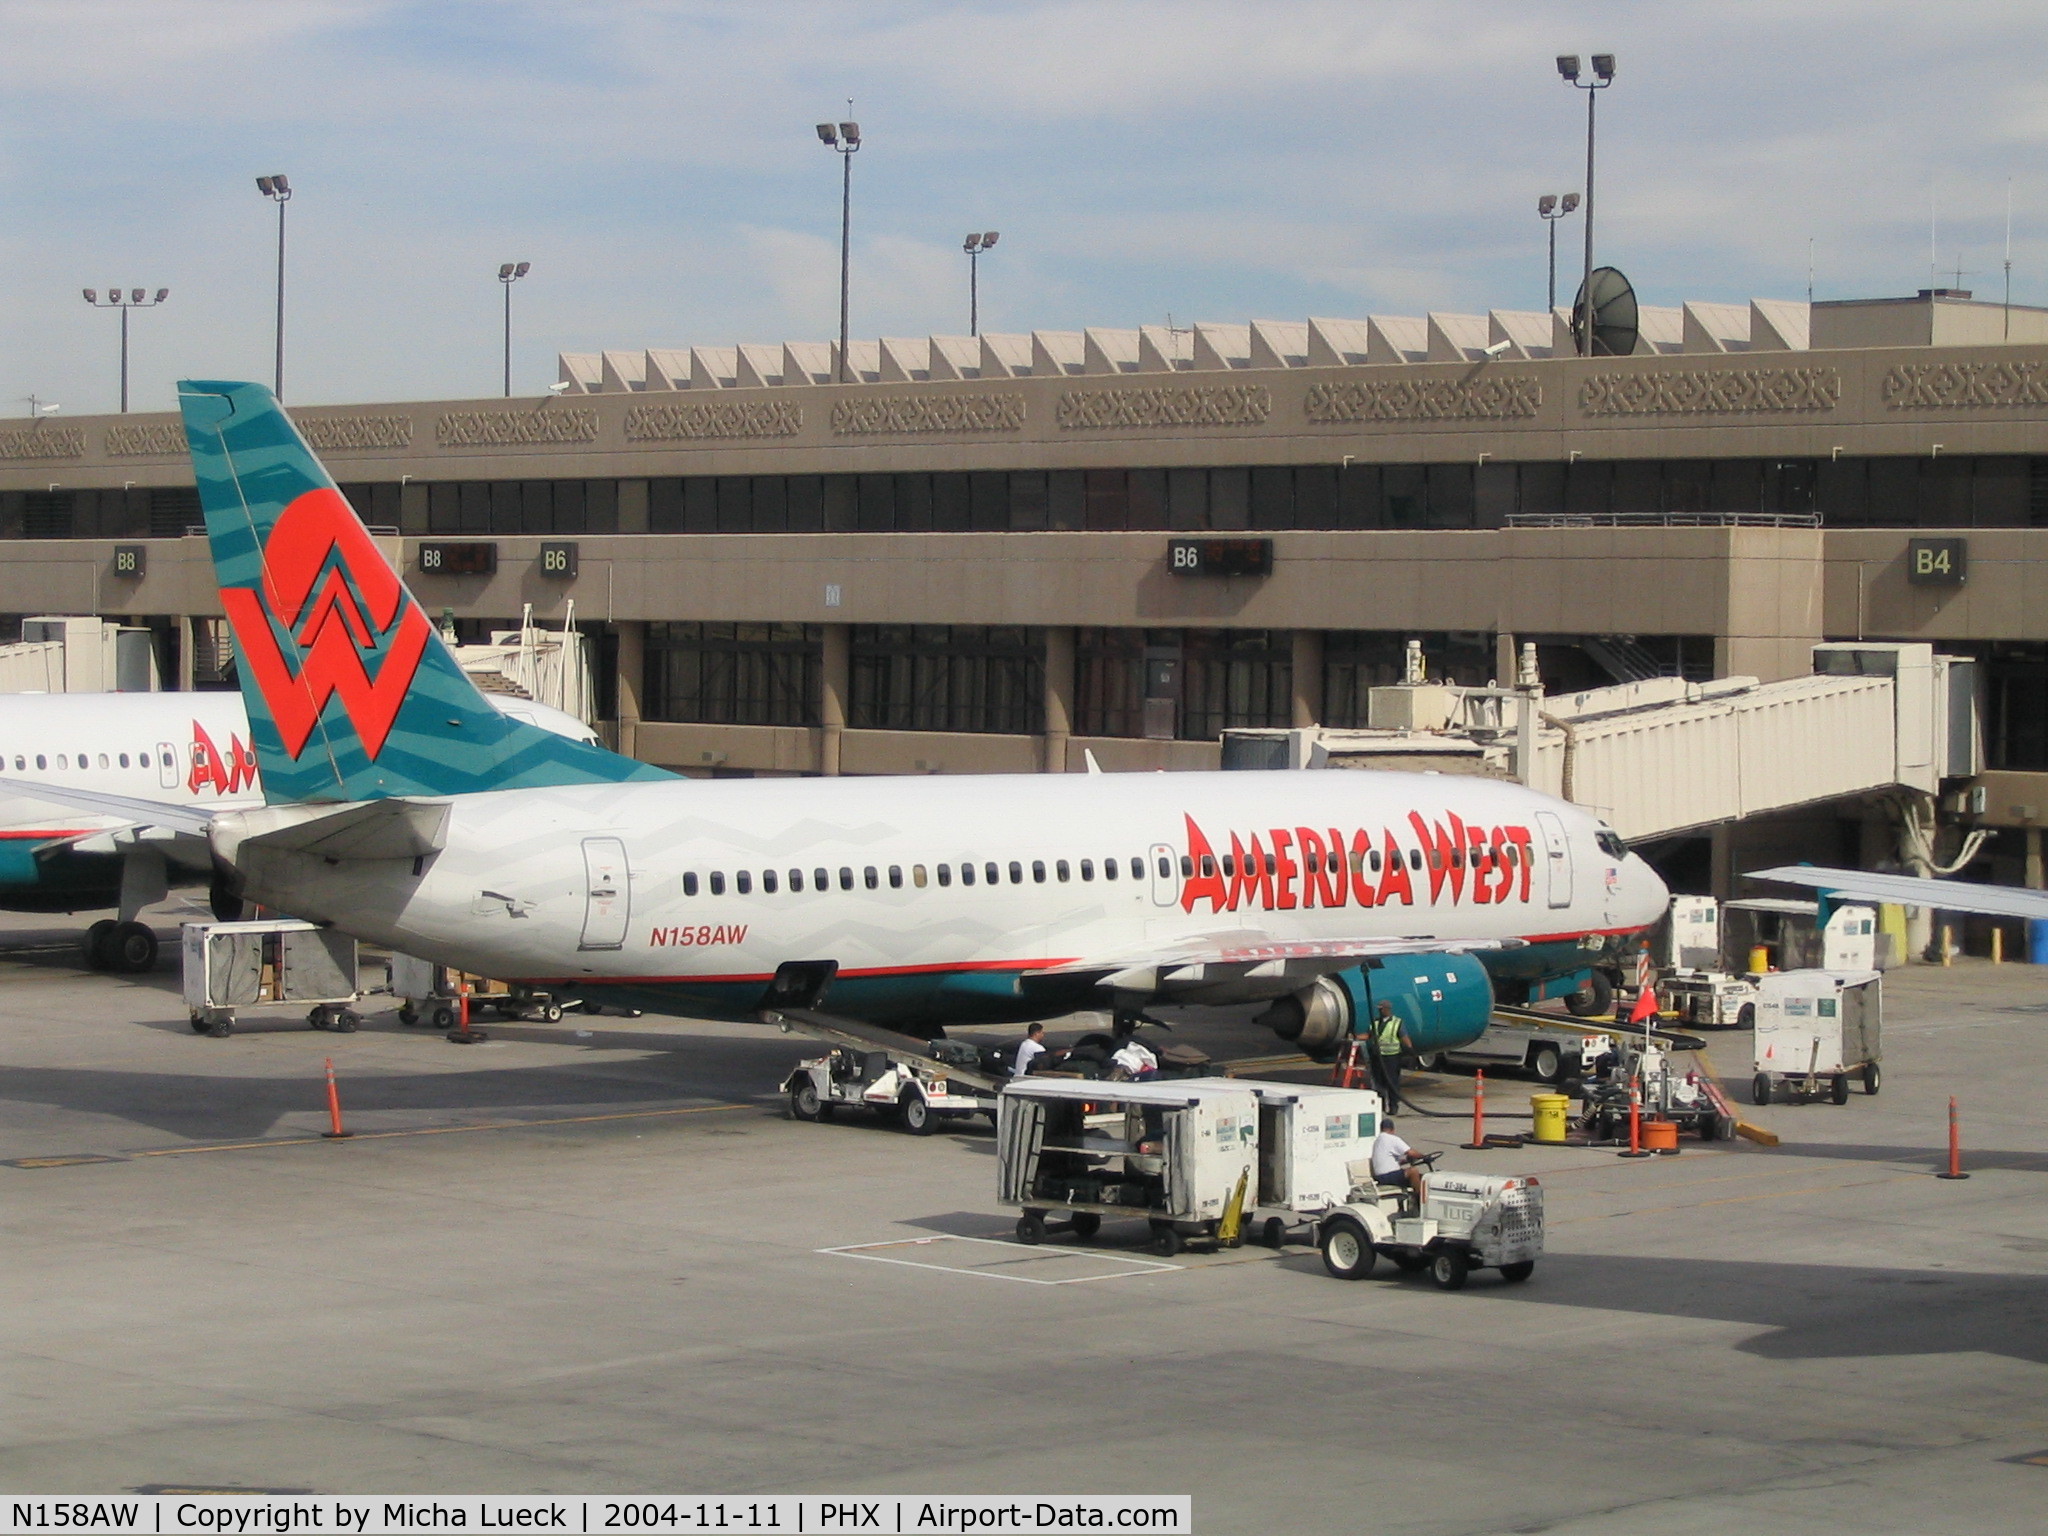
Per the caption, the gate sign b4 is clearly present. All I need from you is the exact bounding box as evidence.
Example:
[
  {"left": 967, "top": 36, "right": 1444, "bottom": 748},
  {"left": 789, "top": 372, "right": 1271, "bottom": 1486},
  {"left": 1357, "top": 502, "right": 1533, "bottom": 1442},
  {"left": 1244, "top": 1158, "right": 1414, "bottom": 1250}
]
[{"left": 1907, "top": 538, "right": 1966, "bottom": 586}]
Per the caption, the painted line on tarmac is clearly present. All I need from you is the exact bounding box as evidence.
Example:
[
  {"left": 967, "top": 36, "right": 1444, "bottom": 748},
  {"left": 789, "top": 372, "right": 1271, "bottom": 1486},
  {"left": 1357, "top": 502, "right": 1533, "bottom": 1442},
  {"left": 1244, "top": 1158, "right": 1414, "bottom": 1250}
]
[{"left": 120, "top": 1101, "right": 755, "bottom": 1159}]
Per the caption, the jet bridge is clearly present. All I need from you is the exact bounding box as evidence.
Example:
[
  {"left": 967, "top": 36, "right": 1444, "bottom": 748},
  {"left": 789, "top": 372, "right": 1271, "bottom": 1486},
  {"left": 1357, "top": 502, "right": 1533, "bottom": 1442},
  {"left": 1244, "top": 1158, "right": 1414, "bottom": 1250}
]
[{"left": 1224, "top": 643, "right": 1978, "bottom": 844}]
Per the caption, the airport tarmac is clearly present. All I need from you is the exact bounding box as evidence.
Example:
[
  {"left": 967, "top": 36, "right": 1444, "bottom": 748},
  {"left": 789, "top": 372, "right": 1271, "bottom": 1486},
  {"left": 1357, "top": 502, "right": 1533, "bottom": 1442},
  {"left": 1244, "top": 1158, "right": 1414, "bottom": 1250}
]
[{"left": 3, "top": 907, "right": 2047, "bottom": 1534}]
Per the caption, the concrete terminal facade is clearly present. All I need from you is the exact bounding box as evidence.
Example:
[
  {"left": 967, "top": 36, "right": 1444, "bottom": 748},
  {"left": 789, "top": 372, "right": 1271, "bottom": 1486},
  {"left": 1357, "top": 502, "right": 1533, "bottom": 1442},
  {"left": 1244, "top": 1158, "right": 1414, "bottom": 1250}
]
[{"left": 1, "top": 288, "right": 2045, "bottom": 895}]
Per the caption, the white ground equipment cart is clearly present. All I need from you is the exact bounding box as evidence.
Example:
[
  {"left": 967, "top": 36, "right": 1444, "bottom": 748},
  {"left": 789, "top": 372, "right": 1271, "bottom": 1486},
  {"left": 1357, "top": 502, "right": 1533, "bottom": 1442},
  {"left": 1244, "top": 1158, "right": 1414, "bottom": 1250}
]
[
  {"left": 785, "top": 1043, "right": 1000, "bottom": 1134},
  {"left": 390, "top": 953, "right": 577, "bottom": 1030},
  {"left": 182, "top": 920, "right": 361, "bottom": 1039},
  {"left": 998, "top": 1076, "right": 1259, "bottom": 1256},
  {"left": 1752, "top": 968, "right": 1882, "bottom": 1105},
  {"left": 1242, "top": 1083, "right": 1383, "bottom": 1246}
]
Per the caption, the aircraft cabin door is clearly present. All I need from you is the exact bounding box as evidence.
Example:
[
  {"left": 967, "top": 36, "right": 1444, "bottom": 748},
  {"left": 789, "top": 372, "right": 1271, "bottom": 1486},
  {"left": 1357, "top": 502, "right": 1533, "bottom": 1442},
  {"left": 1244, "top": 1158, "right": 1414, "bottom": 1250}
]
[
  {"left": 1534, "top": 812, "right": 1572, "bottom": 909},
  {"left": 579, "top": 836, "right": 631, "bottom": 950},
  {"left": 158, "top": 743, "right": 179, "bottom": 791},
  {"left": 1148, "top": 842, "right": 1179, "bottom": 907}
]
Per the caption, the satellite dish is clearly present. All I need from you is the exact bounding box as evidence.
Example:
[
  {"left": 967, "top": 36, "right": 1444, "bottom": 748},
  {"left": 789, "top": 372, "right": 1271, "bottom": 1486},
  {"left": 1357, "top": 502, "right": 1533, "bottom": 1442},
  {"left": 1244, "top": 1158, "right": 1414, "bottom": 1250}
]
[{"left": 1570, "top": 266, "right": 1639, "bottom": 357}]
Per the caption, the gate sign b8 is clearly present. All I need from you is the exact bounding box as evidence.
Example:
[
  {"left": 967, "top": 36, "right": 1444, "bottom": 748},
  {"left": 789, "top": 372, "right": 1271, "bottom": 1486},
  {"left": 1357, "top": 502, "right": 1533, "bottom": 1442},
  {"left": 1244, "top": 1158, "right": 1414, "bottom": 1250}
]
[{"left": 1907, "top": 537, "right": 1966, "bottom": 586}]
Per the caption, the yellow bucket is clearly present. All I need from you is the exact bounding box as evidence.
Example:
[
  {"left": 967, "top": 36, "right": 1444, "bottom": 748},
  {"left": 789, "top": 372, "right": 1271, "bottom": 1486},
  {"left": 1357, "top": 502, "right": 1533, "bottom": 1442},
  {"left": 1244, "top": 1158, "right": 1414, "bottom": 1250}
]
[
  {"left": 1530, "top": 1093, "right": 1570, "bottom": 1144},
  {"left": 1747, "top": 945, "right": 1771, "bottom": 975}
]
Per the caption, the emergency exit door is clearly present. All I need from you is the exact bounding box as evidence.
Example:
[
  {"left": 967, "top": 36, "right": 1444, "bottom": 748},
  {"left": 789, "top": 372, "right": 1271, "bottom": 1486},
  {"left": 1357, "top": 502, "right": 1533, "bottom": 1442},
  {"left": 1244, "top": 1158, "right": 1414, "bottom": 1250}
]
[
  {"left": 1534, "top": 812, "right": 1572, "bottom": 909},
  {"left": 158, "top": 742, "right": 179, "bottom": 791},
  {"left": 579, "top": 837, "right": 631, "bottom": 950}
]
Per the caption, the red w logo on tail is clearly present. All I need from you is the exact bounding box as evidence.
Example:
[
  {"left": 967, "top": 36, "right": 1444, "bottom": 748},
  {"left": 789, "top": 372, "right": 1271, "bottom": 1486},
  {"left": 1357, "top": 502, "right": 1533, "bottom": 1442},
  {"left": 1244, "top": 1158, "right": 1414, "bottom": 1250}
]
[{"left": 218, "top": 488, "right": 430, "bottom": 761}]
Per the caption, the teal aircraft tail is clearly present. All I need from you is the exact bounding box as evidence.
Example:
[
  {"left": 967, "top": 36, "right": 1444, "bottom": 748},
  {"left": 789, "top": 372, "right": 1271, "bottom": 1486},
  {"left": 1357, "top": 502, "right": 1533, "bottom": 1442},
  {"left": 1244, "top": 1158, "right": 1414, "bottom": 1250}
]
[{"left": 178, "top": 379, "right": 670, "bottom": 803}]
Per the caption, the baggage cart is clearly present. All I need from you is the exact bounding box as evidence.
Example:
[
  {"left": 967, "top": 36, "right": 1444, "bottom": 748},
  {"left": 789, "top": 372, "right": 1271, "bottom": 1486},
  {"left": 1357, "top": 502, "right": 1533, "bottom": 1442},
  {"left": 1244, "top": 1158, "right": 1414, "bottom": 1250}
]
[
  {"left": 1751, "top": 969, "right": 1882, "bottom": 1105},
  {"left": 182, "top": 920, "right": 360, "bottom": 1039},
  {"left": 1241, "top": 1082, "right": 1384, "bottom": 1248},
  {"left": 390, "top": 953, "right": 580, "bottom": 1028},
  {"left": 997, "top": 1076, "right": 1258, "bottom": 1256},
  {"left": 784, "top": 1043, "right": 1000, "bottom": 1134}
]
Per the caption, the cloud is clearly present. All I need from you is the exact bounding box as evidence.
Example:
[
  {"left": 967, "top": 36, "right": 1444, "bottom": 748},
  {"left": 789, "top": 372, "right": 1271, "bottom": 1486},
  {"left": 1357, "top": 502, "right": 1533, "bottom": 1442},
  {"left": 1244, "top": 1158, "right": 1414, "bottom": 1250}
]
[{"left": 2, "top": 0, "right": 2048, "bottom": 411}]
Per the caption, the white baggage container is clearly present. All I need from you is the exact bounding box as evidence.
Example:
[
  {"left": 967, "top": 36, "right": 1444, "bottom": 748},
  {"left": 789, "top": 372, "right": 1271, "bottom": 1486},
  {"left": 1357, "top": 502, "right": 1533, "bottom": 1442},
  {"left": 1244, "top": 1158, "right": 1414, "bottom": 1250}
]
[
  {"left": 1751, "top": 969, "right": 1882, "bottom": 1105},
  {"left": 1243, "top": 1083, "right": 1384, "bottom": 1215},
  {"left": 181, "top": 919, "right": 360, "bottom": 1039},
  {"left": 997, "top": 1076, "right": 1258, "bottom": 1256}
]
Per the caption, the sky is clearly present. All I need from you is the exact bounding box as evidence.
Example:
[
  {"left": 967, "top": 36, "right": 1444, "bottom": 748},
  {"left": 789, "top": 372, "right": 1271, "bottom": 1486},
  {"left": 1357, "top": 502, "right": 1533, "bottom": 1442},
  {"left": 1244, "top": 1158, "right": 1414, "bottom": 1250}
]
[{"left": 5, "top": 0, "right": 2048, "bottom": 414}]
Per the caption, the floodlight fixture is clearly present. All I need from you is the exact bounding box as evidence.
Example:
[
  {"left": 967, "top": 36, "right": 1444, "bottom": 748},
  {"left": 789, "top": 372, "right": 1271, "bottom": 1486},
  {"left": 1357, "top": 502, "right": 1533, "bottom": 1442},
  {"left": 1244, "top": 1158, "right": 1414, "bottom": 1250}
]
[
  {"left": 153, "top": 287, "right": 169, "bottom": 301},
  {"left": 963, "top": 228, "right": 1001, "bottom": 334},
  {"left": 256, "top": 172, "right": 293, "bottom": 396},
  {"left": 82, "top": 283, "right": 169, "bottom": 410},
  {"left": 980, "top": 230, "right": 999, "bottom": 248},
  {"left": 1557, "top": 52, "right": 1616, "bottom": 355},
  {"left": 1561, "top": 192, "right": 1580, "bottom": 213},
  {"left": 497, "top": 261, "right": 532, "bottom": 396},
  {"left": 817, "top": 107, "right": 864, "bottom": 381},
  {"left": 82, "top": 289, "right": 96, "bottom": 303},
  {"left": 1538, "top": 194, "right": 1557, "bottom": 216}
]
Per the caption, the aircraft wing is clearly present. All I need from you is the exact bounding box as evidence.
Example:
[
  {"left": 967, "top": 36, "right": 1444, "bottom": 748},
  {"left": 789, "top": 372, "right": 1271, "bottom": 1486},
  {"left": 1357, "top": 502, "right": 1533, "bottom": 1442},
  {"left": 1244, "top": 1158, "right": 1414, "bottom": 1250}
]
[
  {"left": 0, "top": 777, "right": 220, "bottom": 837},
  {"left": 1025, "top": 932, "right": 1523, "bottom": 992},
  {"left": 1748, "top": 865, "right": 2048, "bottom": 922}
]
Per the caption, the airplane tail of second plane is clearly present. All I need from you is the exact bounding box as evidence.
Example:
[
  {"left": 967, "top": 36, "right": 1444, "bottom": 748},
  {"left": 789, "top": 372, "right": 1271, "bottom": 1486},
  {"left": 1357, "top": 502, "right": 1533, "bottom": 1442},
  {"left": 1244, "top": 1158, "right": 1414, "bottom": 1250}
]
[{"left": 176, "top": 379, "right": 669, "bottom": 804}]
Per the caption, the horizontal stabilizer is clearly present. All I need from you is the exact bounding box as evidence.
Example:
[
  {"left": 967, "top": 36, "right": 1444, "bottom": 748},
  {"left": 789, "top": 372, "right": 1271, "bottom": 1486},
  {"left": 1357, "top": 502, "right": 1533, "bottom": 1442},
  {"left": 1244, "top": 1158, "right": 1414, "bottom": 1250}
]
[
  {"left": 1748, "top": 866, "right": 2048, "bottom": 922},
  {"left": 239, "top": 797, "right": 451, "bottom": 861}
]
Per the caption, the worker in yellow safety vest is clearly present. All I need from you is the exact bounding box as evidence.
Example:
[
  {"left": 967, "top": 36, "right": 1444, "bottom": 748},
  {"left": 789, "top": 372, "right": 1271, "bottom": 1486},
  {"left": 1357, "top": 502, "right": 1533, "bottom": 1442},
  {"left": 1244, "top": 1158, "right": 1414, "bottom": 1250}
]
[{"left": 1366, "top": 1000, "right": 1412, "bottom": 1108}]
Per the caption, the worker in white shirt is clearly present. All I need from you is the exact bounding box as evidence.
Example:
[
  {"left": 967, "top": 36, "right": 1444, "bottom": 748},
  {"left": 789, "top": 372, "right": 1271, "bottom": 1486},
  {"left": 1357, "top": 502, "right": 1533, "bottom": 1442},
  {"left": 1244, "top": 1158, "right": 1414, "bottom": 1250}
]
[
  {"left": 1012, "top": 1022, "right": 1047, "bottom": 1078},
  {"left": 1369, "top": 1118, "right": 1428, "bottom": 1201}
]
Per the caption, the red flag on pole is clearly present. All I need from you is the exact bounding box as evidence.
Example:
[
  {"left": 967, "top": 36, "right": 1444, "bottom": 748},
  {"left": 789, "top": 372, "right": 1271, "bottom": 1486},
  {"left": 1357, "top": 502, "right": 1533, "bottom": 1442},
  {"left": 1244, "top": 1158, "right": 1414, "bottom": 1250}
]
[{"left": 1629, "top": 978, "right": 1658, "bottom": 1024}]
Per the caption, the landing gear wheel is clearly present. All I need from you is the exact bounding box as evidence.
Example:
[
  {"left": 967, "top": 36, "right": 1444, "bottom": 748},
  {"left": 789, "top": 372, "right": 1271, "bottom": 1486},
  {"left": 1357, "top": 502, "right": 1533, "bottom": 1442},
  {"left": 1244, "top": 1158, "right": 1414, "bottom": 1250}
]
[
  {"left": 900, "top": 1091, "right": 935, "bottom": 1135},
  {"left": 1150, "top": 1226, "right": 1186, "bottom": 1258},
  {"left": 1418, "top": 1052, "right": 1448, "bottom": 1074},
  {"left": 1319, "top": 1217, "right": 1375, "bottom": 1280},
  {"left": 1752, "top": 1073, "right": 1773, "bottom": 1107},
  {"left": 1016, "top": 1211, "right": 1046, "bottom": 1245},
  {"left": 790, "top": 1081, "right": 824, "bottom": 1122},
  {"left": 1564, "top": 970, "right": 1615, "bottom": 1018},
  {"left": 1831, "top": 1073, "right": 1851, "bottom": 1106},
  {"left": 1429, "top": 1250, "right": 1471, "bottom": 1291},
  {"left": 1863, "top": 1061, "right": 1881, "bottom": 1096},
  {"left": 83, "top": 919, "right": 118, "bottom": 971},
  {"left": 1499, "top": 1260, "right": 1535, "bottom": 1283},
  {"left": 1529, "top": 1044, "right": 1564, "bottom": 1084},
  {"left": 1070, "top": 1212, "right": 1101, "bottom": 1240},
  {"left": 1260, "top": 1216, "right": 1287, "bottom": 1249},
  {"left": 110, "top": 922, "right": 157, "bottom": 973}
]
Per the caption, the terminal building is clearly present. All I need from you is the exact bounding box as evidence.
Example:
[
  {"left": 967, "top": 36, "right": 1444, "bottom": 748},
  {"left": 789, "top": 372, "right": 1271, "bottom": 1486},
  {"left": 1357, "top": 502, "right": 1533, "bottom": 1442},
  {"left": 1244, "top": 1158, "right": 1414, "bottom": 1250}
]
[{"left": 2, "top": 285, "right": 2046, "bottom": 907}]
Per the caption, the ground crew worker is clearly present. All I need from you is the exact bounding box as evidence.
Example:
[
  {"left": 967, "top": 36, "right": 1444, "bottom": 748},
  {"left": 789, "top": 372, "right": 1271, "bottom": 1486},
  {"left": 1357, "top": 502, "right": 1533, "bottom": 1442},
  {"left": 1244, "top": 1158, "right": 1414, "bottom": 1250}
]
[
  {"left": 1013, "top": 1022, "right": 1047, "bottom": 1077},
  {"left": 1367, "top": 1000, "right": 1411, "bottom": 1107},
  {"left": 1370, "top": 1116, "right": 1429, "bottom": 1201}
]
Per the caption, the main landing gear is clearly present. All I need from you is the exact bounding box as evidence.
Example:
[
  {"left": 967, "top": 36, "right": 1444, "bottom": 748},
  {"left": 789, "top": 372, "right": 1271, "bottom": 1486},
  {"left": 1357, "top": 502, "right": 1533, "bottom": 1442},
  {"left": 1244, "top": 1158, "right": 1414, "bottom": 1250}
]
[{"left": 84, "top": 920, "right": 158, "bottom": 974}]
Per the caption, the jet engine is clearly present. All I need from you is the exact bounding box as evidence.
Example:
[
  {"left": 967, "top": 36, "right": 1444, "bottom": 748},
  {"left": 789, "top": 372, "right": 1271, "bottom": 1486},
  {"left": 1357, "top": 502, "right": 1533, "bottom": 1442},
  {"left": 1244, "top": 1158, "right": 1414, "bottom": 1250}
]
[{"left": 1255, "top": 953, "right": 1496, "bottom": 1063}]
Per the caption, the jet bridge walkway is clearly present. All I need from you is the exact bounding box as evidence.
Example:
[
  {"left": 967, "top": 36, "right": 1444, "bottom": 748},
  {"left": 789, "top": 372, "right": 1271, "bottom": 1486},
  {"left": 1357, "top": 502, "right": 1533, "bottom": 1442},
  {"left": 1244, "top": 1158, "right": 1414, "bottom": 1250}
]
[{"left": 1228, "top": 643, "right": 1976, "bottom": 844}]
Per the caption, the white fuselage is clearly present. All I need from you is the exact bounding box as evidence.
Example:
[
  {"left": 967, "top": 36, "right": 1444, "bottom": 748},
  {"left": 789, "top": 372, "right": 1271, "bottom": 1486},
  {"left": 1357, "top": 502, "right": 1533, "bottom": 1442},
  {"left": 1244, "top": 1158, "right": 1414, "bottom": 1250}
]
[{"left": 220, "top": 768, "right": 1667, "bottom": 1024}]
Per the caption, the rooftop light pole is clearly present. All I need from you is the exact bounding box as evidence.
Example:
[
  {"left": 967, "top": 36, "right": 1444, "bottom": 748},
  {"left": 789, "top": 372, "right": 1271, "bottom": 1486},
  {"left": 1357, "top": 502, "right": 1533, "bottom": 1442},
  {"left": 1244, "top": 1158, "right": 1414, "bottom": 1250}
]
[
  {"left": 1556, "top": 53, "right": 1615, "bottom": 357},
  {"left": 497, "top": 262, "right": 530, "bottom": 397},
  {"left": 81, "top": 287, "right": 170, "bottom": 413},
  {"left": 1536, "top": 194, "right": 1579, "bottom": 315},
  {"left": 962, "top": 231, "right": 999, "bottom": 336},
  {"left": 815, "top": 115, "right": 862, "bottom": 383},
  {"left": 255, "top": 174, "right": 292, "bottom": 398}
]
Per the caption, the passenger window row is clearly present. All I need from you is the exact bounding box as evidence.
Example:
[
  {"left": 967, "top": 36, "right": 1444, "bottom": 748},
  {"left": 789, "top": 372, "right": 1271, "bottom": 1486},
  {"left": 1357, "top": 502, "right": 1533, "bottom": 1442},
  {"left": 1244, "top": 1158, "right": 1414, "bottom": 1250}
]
[
  {"left": 680, "top": 855, "right": 1152, "bottom": 899},
  {"left": 10, "top": 750, "right": 160, "bottom": 772}
]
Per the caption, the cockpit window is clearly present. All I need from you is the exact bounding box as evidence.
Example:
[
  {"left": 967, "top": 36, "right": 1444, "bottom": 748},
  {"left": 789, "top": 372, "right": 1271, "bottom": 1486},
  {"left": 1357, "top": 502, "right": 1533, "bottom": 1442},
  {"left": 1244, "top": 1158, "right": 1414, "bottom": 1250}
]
[{"left": 1596, "top": 830, "right": 1628, "bottom": 860}]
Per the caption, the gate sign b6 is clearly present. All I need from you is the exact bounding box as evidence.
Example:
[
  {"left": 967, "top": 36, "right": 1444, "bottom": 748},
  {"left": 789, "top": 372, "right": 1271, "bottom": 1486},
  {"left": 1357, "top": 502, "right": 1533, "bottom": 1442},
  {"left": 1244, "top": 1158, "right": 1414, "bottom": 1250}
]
[
  {"left": 1907, "top": 537, "right": 1966, "bottom": 586},
  {"left": 539, "top": 541, "right": 578, "bottom": 579}
]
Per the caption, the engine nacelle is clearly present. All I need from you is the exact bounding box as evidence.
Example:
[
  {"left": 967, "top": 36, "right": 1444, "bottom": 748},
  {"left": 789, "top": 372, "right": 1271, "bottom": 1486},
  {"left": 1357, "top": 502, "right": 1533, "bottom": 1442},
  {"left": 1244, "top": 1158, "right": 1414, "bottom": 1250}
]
[{"left": 1256, "top": 953, "right": 1496, "bottom": 1061}]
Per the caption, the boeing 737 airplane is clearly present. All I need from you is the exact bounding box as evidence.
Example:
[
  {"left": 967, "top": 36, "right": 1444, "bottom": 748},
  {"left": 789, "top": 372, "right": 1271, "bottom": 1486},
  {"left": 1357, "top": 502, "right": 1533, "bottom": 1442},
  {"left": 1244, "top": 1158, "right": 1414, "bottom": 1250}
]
[
  {"left": 157, "top": 379, "right": 1667, "bottom": 1058},
  {"left": 0, "top": 687, "right": 597, "bottom": 971}
]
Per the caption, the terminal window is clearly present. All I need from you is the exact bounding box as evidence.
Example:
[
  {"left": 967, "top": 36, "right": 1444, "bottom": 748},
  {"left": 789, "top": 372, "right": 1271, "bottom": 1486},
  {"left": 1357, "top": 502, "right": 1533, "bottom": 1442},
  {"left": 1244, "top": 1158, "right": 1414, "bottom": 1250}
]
[{"left": 645, "top": 622, "right": 821, "bottom": 727}]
